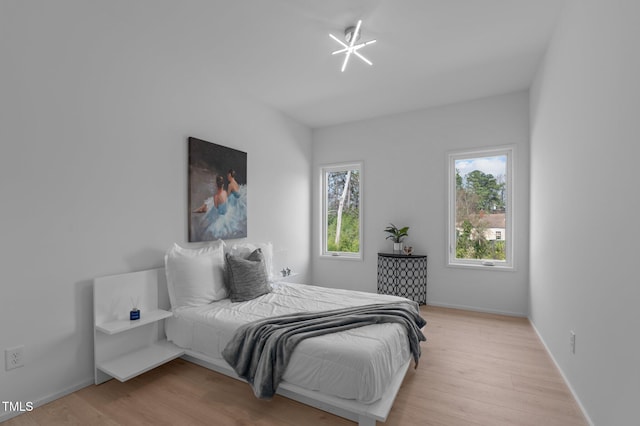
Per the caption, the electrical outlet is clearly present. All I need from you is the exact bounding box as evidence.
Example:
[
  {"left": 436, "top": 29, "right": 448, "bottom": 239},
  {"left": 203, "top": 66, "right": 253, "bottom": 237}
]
[
  {"left": 5, "top": 346, "right": 24, "bottom": 370},
  {"left": 569, "top": 331, "right": 576, "bottom": 354}
]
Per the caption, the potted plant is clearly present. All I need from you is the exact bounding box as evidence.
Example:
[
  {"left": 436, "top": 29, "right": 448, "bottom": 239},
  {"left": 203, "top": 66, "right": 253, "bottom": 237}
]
[{"left": 384, "top": 223, "right": 409, "bottom": 253}]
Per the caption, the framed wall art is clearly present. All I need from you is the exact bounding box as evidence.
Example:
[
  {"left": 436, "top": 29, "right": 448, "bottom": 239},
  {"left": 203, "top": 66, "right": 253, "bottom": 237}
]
[{"left": 188, "top": 137, "right": 247, "bottom": 242}]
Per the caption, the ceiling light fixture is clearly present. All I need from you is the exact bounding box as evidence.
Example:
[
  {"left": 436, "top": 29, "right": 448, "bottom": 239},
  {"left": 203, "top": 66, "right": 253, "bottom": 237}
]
[{"left": 329, "top": 20, "right": 376, "bottom": 72}]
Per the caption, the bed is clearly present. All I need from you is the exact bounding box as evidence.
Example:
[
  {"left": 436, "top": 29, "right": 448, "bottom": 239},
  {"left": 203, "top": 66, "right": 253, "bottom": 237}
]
[{"left": 162, "top": 241, "right": 426, "bottom": 425}]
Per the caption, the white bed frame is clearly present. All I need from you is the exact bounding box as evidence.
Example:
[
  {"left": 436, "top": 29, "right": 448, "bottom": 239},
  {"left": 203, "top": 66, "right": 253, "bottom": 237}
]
[
  {"left": 183, "top": 352, "right": 409, "bottom": 426},
  {"left": 93, "top": 268, "right": 410, "bottom": 426}
]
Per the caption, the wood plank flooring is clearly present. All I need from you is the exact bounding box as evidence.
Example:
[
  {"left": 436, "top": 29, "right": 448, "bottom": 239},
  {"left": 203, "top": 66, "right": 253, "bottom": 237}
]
[{"left": 4, "top": 306, "right": 588, "bottom": 426}]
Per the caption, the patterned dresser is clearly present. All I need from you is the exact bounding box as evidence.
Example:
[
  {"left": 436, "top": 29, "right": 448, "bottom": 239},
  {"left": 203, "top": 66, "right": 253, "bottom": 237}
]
[{"left": 377, "top": 253, "right": 427, "bottom": 304}]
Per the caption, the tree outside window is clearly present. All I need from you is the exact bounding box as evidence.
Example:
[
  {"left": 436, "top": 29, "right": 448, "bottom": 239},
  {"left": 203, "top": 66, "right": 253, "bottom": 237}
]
[
  {"left": 448, "top": 147, "right": 514, "bottom": 269},
  {"left": 321, "top": 162, "right": 362, "bottom": 259}
]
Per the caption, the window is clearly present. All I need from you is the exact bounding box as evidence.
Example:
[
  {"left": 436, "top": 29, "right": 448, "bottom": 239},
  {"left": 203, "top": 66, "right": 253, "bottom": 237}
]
[
  {"left": 448, "top": 146, "right": 514, "bottom": 270},
  {"left": 321, "top": 162, "right": 362, "bottom": 259}
]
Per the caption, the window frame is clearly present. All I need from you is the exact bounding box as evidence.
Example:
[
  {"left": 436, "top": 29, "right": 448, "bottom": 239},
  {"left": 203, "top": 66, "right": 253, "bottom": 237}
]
[
  {"left": 447, "top": 145, "right": 515, "bottom": 271},
  {"left": 320, "top": 161, "right": 363, "bottom": 260}
]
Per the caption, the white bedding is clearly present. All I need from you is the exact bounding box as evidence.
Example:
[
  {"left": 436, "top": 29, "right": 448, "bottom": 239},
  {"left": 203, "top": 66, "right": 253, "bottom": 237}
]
[{"left": 166, "top": 281, "right": 413, "bottom": 403}]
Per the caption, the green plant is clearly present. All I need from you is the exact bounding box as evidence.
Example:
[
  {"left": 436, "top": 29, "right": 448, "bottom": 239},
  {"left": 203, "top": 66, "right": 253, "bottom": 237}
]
[
  {"left": 384, "top": 223, "right": 409, "bottom": 243},
  {"left": 327, "top": 210, "right": 360, "bottom": 253}
]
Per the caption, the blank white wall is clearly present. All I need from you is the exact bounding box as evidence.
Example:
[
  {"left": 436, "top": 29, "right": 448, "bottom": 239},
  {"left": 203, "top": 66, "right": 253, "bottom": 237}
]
[
  {"left": 312, "top": 92, "right": 530, "bottom": 316},
  {"left": 0, "top": 1, "right": 311, "bottom": 418},
  {"left": 530, "top": 0, "right": 640, "bottom": 424}
]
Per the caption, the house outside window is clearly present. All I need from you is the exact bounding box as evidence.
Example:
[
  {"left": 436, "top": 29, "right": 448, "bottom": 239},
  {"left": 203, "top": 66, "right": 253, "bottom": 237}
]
[
  {"left": 448, "top": 146, "right": 514, "bottom": 270},
  {"left": 320, "top": 162, "right": 363, "bottom": 260}
]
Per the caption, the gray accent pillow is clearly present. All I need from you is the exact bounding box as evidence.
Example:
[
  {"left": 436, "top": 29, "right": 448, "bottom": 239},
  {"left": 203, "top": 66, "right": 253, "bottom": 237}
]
[{"left": 225, "top": 248, "right": 271, "bottom": 302}]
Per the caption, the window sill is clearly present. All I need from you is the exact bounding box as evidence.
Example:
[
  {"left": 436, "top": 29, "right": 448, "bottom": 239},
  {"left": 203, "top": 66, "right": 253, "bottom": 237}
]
[
  {"left": 320, "top": 253, "right": 363, "bottom": 261},
  {"left": 447, "top": 261, "right": 515, "bottom": 272}
]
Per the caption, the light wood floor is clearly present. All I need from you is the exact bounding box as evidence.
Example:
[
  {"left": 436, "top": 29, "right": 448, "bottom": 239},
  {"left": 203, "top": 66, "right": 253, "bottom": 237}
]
[{"left": 4, "top": 306, "right": 588, "bottom": 426}]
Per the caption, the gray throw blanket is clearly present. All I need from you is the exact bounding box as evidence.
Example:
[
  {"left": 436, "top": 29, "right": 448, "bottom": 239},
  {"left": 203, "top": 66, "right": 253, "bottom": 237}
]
[{"left": 221, "top": 301, "right": 427, "bottom": 399}]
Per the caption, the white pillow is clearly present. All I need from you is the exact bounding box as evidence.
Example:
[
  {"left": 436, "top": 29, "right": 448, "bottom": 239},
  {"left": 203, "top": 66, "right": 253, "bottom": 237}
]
[
  {"left": 164, "top": 241, "right": 227, "bottom": 309},
  {"left": 228, "top": 241, "right": 274, "bottom": 281}
]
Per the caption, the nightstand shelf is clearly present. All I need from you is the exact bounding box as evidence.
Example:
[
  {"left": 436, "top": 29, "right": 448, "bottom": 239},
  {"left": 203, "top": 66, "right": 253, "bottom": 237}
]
[
  {"left": 96, "top": 309, "right": 173, "bottom": 335},
  {"left": 94, "top": 268, "right": 180, "bottom": 385},
  {"left": 96, "top": 339, "right": 184, "bottom": 382},
  {"left": 277, "top": 272, "right": 300, "bottom": 282}
]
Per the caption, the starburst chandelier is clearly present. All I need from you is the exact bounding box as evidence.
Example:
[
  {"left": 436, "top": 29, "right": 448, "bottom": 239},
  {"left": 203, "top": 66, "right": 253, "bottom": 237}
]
[{"left": 329, "top": 20, "right": 377, "bottom": 72}]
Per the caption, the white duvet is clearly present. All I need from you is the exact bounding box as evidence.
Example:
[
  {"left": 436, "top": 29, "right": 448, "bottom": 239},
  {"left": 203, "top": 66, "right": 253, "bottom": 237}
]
[{"left": 166, "top": 281, "right": 413, "bottom": 403}]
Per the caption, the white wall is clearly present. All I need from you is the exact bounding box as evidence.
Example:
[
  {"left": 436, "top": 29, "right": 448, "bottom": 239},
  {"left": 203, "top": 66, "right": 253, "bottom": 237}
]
[
  {"left": 312, "top": 92, "right": 530, "bottom": 316},
  {"left": 530, "top": 1, "right": 640, "bottom": 424},
  {"left": 0, "top": 1, "right": 311, "bottom": 419}
]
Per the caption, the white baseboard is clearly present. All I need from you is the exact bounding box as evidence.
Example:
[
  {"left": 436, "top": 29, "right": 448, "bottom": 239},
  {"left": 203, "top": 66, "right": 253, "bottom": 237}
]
[
  {"left": 426, "top": 300, "right": 527, "bottom": 318},
  {"left": 0, "top": 378, "right": 94, "bottom": 423},
  {"left": 528, "top": 319, "right": 594, "bottom": 426}
]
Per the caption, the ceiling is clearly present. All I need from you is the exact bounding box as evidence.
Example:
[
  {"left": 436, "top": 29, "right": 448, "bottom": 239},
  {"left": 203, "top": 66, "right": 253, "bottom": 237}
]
[{"left": 194, "top": 1, "right": 566, "bottom": 128}]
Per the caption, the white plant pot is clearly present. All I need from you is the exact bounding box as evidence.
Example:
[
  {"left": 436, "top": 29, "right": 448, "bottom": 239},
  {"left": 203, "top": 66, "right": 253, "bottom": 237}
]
[{"left": 393, "top": 242, "right": 403, "bottom": 253}]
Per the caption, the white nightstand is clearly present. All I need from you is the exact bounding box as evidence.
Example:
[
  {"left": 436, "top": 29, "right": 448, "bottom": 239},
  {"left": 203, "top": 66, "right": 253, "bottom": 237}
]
[
  {"left": 93, "top": 269, "right": 184, "bottom": 384},
  {"left": 276, "top": 272, "right": 300, "bottom": 282}
]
